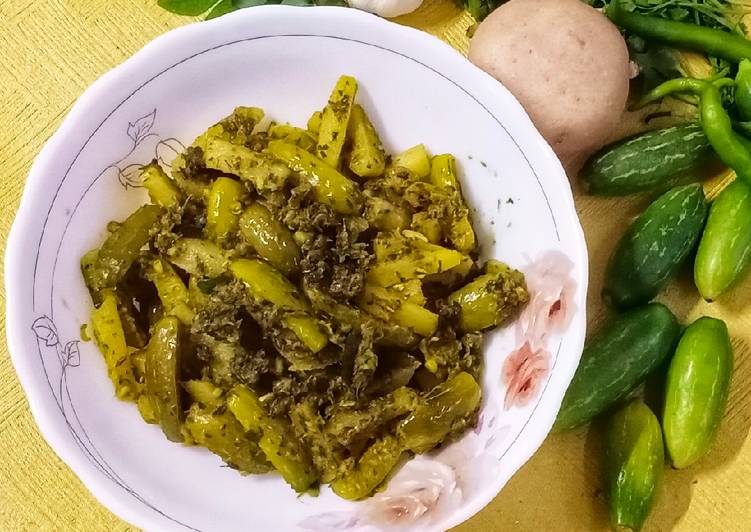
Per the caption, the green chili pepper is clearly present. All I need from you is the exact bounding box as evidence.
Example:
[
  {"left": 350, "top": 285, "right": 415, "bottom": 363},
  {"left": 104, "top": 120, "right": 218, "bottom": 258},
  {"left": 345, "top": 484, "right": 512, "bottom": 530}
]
[
  {"left": 606, "top": 0, "right": 751, "bottom": 63},
  {"left": 637, "top": 78, "right": 751, "bottom": 187},
  {"left": 736, "top": 60, "right": 751, "bottom": 121}
]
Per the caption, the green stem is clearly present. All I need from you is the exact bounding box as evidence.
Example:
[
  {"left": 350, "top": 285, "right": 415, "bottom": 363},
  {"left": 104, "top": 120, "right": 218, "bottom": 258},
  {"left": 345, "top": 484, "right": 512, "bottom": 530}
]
[
  {"left": 635, "top": 77, "right": 751, "bottom": 186},
  {"left": 606, "top": 0, "right": 751, "bottom": 63}
]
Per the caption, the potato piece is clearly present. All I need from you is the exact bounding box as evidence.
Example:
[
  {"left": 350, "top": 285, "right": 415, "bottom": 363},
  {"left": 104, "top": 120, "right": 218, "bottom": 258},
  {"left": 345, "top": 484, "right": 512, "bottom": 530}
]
[
  {"left": 167, "top": 238, "right": 228, "bottom": 278},
  {"left": 367, "top": 234, "right": 464, "bottom": 287},
  {"left": 348, "top": 104, "right": 386, "bottom": 178},
  {"left": 358, "top": 283, "right": 438, "bottom": 337},
  {"left": 317, "top": 75, "right": 358, "bottom": 168},
  {"left": 468, "top": 0, "right": 630, "bottom": 170},
  {"left": 391, "top": 144, "right": 431, "bottom": 179},
  {"left": 364, "top": 194, "right": 411, "bottom": 231},
  {"left": 91, "top": 291, "right": 138, "bottom": 400}
]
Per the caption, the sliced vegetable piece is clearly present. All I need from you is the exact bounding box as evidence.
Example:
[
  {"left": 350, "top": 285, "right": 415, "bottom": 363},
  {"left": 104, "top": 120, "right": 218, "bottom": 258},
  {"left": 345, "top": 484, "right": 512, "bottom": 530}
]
[
  {"left": 204, "top": 137, "right": 291, "bottom": 192},
  {"left": 448, "top": 260, "right": 528, "bottom": 332},
  {"left": 205, "top": 176, "right": 243, "bottom": 244},
  {"left": 184, "top": 405, "right": 271, "bottom": 474},
  {"left": 317, "top": 75, "right": 358, "bottom": 168},
  {"left": 392, "top": 144, "right": 431, "bottom": 179},
  {"left": 239, "top": 202, "right": 301, "bottom": 276},
  {"left": 430, "top": 154, "right": 459, "bottom": 190},
  {"left": 358, "top": 283, "right": 438, "bottom": 337},
  {"left": 367, "top": 237, "right": 465, "bottom": 287},
  {"left": 91, "top": 291, "right": 139, "bottom": 400},
  {"left": 144, "top": 316, "right": 185, "bottom": 442},
  {"left": 327, "top": 386, "right": 419, "bottom": 446},
  {"left": 147, "top": 258, "right": 195, "bottom": 325},
  {"left": 331, "top": 435, "right": 404, "bottom": 500},
  {"left": 267, "top": 140, "right": 362, "bottom": 214},
  {"left": 398, "top": 371, "right": 482, "bottom": 453},
  {"left": 348, "top": 104, "right": 386, "bottom": 178},
  {"left": 228, "top": 385, "right": 317, "bottom": 492},
  {"left": 142, "top": 162, "right": 183, "bottom": 207},
  {"left": 230, "top": 258, "right": 308, "bottom": 312},
  {"left": 84, "top": 204, "right": 163, "bottom": 295},
  {"left": 284, "top": 315, "right": 329, "bottom": 354},
  {"left": 167, "top": 238, "right": 228, "bottom": 278},
  {"left": 269, "top": 124, "right": 317, "bottom": 152}
]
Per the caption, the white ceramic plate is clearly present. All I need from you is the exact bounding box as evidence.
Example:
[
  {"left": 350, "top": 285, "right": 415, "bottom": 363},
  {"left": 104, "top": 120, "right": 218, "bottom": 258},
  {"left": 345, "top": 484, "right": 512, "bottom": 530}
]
[{"left": 5, "top": 6, "right": 588, "bottom": 532}]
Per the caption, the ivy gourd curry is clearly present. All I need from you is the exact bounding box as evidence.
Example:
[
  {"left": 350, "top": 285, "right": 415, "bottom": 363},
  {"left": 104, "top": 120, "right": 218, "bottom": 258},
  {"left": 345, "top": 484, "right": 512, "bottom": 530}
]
[{"left": 80, "top": 75, "right": 529, "bottom": 499}]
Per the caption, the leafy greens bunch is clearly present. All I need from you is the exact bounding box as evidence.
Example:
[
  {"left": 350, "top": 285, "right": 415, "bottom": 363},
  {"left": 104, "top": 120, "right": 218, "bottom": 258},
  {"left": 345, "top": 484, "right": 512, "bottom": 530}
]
[
  {"left": 602, "top": 0, "right": 750, "bottom": 95},
  {"left": 158, "top": 0, "right": 348, "bottom": 19},
  {"left": 454, "top": 0, "right": 506, "bottom": 20}
]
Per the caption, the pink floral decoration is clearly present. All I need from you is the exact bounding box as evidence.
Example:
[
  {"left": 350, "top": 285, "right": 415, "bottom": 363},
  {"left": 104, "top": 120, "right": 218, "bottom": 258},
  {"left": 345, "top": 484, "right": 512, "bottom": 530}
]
[
  {"left": 502, "top": 341, "right": 550, "bottom": 409},
  {"left": 516, "top": 250, "right": 576, "bottom": 349},
  {"left": 503, "top": 250, "right": 576, "bottom": 410},
  {"left": 364, "top": 458, "right": 462, "bottom": 528}
]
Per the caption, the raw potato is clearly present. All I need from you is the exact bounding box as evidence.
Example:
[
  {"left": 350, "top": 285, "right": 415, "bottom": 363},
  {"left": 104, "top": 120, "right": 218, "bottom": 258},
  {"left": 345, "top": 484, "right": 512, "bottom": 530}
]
[{"left": 469, "top": 0, "right": 630, "bottom": 172}]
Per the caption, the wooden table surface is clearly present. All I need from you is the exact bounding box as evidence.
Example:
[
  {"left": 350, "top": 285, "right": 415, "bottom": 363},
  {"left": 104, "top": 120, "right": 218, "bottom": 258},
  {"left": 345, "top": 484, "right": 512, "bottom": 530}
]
[{"left": 1, "top": 1, "right": 749, "bottom": 530}]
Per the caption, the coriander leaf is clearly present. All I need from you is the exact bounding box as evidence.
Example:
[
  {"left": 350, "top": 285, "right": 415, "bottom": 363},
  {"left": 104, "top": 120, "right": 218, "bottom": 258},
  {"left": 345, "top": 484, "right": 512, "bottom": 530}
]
[
  {"left": 158, "top": 0, "right": 219, "bottom": 16},
  {"left": 207, "top": 0, "right": 237, "bottom": 18},
  {"left": 627, "top": 0, "right": 748, "bottom": 36}
]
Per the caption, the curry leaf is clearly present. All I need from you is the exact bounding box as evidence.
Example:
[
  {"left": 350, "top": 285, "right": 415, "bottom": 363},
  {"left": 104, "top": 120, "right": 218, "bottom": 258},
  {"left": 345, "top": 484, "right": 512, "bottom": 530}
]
[{"left": 158, "top": 0, "right": 220, "bottom": 16}]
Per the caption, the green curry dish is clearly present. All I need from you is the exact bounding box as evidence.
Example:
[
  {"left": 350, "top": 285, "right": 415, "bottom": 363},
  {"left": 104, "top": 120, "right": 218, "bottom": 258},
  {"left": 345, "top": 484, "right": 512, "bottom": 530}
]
[{"left": 80, "top": 75, "right": 528, "bottom": 499}]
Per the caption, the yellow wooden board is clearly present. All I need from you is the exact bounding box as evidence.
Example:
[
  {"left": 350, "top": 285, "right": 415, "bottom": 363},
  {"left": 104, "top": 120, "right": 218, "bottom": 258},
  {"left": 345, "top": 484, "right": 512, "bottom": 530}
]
[{"left": 0, "top": 1, "right": 749, "bottom": 530}]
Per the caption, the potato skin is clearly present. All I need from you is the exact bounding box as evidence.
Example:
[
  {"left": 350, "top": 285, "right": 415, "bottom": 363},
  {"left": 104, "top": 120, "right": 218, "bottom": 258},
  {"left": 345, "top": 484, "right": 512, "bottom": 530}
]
[{"left": 469, "top": 0, "right": 630, "bottom": 171}]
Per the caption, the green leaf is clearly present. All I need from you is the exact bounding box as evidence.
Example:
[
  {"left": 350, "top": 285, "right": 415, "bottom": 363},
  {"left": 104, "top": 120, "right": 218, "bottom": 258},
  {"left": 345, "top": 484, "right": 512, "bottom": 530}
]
[
  {"left": 455, "top": 0, "right": 507, "bottom": 20},
  {"left": 158, "top": 0, "right": 219, "bottom": 16},
  {"left": 206, "top": 0, "right": 237, "bottom": 18},
  {"left": 233, "top": 0, "right": 278, "bottom": 7}
]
